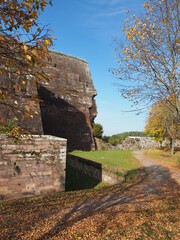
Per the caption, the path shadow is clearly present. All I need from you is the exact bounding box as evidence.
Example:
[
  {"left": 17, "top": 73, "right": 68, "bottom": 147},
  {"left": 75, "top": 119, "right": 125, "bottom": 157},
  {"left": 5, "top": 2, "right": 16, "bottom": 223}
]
[{"left": 36, "top": 164, "right": 180, "bottom": 240}]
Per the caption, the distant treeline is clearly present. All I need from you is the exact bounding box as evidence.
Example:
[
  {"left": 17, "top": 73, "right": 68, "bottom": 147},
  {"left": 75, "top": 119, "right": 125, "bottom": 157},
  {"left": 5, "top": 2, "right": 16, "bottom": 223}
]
[{"left": 103, "top": 131, "right": 146, "bottom": 146}]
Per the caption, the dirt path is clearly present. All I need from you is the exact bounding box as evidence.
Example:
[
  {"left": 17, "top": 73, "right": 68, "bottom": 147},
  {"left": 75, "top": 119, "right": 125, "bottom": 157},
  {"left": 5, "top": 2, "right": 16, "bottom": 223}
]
[{"left": 133, "top": 150, "right": 180, "bottom": 185}]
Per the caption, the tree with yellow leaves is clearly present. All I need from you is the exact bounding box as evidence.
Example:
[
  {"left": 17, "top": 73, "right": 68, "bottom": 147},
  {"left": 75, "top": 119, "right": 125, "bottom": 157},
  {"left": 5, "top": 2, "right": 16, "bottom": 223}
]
[
  {"left": 114, "top": 0, "right": 180, "bottom": 121},
  {"left": 145, "top": 101, "right": 179, "bottom": 155},
  {"left": 0, "top": 0, "right": 53, "bottom": 138}
]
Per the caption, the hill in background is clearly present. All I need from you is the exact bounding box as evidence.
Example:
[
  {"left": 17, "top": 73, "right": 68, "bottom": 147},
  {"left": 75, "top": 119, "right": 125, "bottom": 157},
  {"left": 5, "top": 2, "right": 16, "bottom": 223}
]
[{"left": 105, "top": 131, "right": 146, "bottom": 146}]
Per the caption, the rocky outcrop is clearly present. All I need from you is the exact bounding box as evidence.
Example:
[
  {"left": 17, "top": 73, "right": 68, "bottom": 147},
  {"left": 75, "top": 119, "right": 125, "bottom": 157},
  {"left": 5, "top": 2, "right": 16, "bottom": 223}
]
[
  {"left": 38, "top": 52, "right": 97, "bottom": 151},
  {"left": 0, "top": 72, "right": 43, "bottom": 134},
  {"left": 95, "top": 138, "right": 115, "bottom": 150},
  {"left": 0, "top": 51, "right": 97, "bottom": 151},
  {"left": 38, "top": 51, "right": 97, "bottom": 151}
]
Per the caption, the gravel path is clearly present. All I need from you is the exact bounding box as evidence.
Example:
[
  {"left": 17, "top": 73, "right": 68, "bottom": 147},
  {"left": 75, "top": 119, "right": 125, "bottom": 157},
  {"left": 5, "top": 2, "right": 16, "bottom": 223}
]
[{"left": 133, "top": 150, "right": 180, "bottom": 185}]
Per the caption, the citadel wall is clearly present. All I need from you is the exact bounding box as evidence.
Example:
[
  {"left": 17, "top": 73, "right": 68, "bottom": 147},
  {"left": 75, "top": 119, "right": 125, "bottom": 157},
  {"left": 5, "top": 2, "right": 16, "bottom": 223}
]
[{"left": 0, "top": 135, "right": 66, "bottom": 200}]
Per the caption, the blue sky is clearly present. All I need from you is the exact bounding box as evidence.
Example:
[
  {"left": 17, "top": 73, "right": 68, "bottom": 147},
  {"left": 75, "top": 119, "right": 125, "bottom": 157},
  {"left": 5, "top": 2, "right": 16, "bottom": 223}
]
[{"left": 40, "top": 0, "right": 147, "bottom": 136}]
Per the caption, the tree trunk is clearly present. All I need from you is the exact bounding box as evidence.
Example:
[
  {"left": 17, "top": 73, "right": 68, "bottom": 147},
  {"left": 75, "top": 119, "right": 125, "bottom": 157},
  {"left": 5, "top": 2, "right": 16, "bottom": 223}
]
[{"left": 170, "top": 138, "right": 175, "bottom": 156}]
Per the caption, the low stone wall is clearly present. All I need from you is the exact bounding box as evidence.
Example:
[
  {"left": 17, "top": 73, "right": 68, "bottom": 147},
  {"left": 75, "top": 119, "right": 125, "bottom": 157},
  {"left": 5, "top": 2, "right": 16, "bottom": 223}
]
[
  {"left": 0, "top": 135, "right": 67, "bottom": 200},
  {"left": 67, "top": 155, "right": 123, "bottom": 184},
  {"left": 117, "top": 137, "right": 180, "bottom": 150},
  {"left": 67, "top": 154, "right": 102, "bottom": 181},
  {"left": 117, "top": 137, "right": 160, "bottom": 150},
  {"left": 96, "top": 137, "right": 161, "bottom": 151}
]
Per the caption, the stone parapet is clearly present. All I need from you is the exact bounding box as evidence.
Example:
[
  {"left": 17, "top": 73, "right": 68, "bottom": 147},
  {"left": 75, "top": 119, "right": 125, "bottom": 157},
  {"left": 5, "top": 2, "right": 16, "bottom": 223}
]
[{"left": 0, "top": 134, "right": 67, "bottom": 200}]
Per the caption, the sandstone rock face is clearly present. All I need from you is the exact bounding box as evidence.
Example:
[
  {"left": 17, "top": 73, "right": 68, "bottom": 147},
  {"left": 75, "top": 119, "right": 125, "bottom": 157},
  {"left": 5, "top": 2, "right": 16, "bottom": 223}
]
[
  {"left": 0, "top": 51, "right": 97, "bottom": 151},
  {"left": 0, "top": 72, "right": 43, "bottom": 134},
  {"left": 38, "top": 52, "right": 97, "bottom": 151}
]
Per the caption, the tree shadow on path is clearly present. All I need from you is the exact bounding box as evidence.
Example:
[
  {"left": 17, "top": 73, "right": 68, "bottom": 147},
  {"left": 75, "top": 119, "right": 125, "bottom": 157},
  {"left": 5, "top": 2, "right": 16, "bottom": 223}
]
[{"left": 36, "top": 163, "right": 180, "bottom": 240}]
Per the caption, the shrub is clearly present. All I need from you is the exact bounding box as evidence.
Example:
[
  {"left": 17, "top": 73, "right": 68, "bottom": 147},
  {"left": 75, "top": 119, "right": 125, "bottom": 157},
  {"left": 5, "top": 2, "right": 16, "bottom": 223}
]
[{"left": 93, "top": 123, "right": 103, "bottom": 139}]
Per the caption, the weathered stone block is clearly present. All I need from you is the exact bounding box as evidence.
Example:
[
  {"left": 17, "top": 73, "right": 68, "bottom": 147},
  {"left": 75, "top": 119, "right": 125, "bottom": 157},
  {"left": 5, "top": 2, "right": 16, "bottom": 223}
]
[{"left": 0, "top": 134, "right": 67, "bottom": 200}]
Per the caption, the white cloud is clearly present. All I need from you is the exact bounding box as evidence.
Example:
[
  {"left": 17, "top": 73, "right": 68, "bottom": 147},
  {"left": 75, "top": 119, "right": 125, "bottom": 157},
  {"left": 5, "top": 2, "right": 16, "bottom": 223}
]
[
  {"left": 89, "top": 0, "right": 122, "bottom": 5},
  {"left": 100, "top": 9, "right": 126, "bottom": 17},
  {"left": 81, "top": 0, "right": 127, "bottom": 19}
]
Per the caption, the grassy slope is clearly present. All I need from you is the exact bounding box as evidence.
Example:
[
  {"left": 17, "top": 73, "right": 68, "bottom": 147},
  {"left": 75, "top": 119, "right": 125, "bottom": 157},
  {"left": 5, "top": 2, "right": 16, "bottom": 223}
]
[
  {"left": 70, "top": 150, "right": 141, "bottom": 173},
  {"left": 144, "top": 149, "right": 180, "bottom": 168}
]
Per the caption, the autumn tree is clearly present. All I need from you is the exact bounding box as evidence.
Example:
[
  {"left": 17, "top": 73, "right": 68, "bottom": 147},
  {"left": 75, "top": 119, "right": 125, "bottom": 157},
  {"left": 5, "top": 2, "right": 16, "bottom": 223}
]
[
  {"left": 113, "top": 0, "right": 180, "bottom": 121},
  {"left": 0, "top": 0, "right": 53, "bottom": 137},
  {"left": 145, "top": 101, "right": 179, "bottom": 155}
]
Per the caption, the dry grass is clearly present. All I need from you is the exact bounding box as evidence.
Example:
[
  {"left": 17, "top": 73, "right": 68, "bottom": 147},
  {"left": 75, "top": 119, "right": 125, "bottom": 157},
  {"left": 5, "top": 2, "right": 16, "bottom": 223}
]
[{"left": 144, "top": 149, "right": 180, "bottom": 168}]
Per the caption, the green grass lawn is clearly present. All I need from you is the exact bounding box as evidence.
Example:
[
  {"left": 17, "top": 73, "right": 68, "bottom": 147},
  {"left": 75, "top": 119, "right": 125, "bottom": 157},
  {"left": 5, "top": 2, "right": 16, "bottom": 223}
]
[
  {"left": 70, "top": 150, "right": 141, "bottom": 175},
  {"left": 144, "top": 149, "right": 180, "bottom": 168}
]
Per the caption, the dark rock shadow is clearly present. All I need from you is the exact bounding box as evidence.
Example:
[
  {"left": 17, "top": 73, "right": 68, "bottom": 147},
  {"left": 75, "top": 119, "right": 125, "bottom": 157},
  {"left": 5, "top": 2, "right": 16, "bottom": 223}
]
[
  {"left": 65, "top": 154, "right": 102, "bottom": 191},
  {"left": 38, "top": 86, "right": 92, "bottom": 152},
  {"left": 65, "top": 163, "right": 101, "bottom": 191}
]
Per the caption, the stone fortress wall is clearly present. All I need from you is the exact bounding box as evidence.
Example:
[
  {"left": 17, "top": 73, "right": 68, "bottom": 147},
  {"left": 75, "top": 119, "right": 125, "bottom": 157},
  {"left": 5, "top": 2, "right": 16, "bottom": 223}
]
[{"left": 0, "top": 135, "right": 67, "bottom": 200}]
